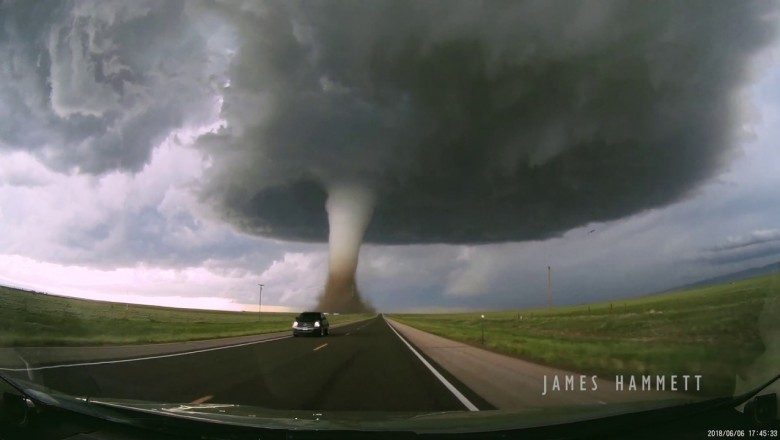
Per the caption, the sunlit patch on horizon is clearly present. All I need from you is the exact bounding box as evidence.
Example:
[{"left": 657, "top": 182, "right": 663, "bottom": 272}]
[{"left": 0, "top": 254, "right": 297, "bottom": 313}]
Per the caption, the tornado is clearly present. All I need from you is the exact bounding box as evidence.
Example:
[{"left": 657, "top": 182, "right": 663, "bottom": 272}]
[{"left": 317, "top": 184, "right": 375, "bottom": 312}]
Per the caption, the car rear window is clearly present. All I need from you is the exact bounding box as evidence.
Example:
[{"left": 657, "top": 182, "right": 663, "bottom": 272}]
[{"left": 297, "top": 312, "right": 321, "bottom": 321}]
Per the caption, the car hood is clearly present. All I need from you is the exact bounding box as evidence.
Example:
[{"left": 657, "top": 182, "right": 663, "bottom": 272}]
[
  {"left": 89, "top": 396, "right": 699, "bottom": 433},
  {"left": 7, "top": 373, "right": 777, "bottom": 434}
]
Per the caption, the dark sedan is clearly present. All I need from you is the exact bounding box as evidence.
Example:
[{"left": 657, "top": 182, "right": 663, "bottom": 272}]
[{"left": 292, "top": 312, "right": 330, "bottom": 337}]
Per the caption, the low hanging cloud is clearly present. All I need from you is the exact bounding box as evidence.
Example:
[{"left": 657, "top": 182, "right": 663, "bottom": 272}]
[
  {"left": 714, "top": 229, "right": 780, "bottom": 251},
  {"left": 698, "top": 229, "right": 780, "bottom": 265}
]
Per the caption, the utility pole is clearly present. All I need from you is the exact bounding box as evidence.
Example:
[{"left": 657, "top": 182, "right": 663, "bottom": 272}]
[
  {"left": 480, "top": 314, "right": 485, "bottom": 344},
  {"left": 547, "top": 266, "right": 552, "bottom": 309},
  {"left": 257, "top": 283, "right": 264, "bottom": 320}
]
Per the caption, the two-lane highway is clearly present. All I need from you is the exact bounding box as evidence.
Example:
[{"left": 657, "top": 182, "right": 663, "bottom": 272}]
[{"left": 11, "top": 316, "right": 486, "bottom": 412}]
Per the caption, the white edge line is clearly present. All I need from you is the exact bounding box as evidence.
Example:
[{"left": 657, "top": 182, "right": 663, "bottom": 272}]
[
  {"left": 383, "top": 318, "right": 479, "bottom": 412},
  {"left": 0, "top": 335, "right": 291, "bottom": 372}
]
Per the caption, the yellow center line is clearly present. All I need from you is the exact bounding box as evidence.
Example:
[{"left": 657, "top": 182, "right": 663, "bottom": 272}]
[
  {"left": 313, "top": 343, "right": 328, "bottom": 351},
  {"left": 190, "top": 395, "right": 213, "bottom": 404}
]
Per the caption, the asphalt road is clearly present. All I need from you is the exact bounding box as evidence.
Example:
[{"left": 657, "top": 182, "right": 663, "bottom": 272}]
[{"left": 18, "top": 316, "right": 488, "bottom": 412}]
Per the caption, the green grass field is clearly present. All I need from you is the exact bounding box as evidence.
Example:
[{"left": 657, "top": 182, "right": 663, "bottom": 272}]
[
  {"left": 389, "top": 273, "right": 780, "bottom": 397},
  {"left": 0, "top": 286, "right": 374, "bottom": 347}
]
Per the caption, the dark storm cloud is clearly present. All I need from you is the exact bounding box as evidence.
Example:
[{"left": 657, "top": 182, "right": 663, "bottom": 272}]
[
  {"left": 0, "top": 0, "right": 220, "bottom": 174},
  {"left": 198, "top": 0, "right": 780, "bottom": 244},
  {"left": 3, "top": 1, "right": 778, "bottom": 246}
]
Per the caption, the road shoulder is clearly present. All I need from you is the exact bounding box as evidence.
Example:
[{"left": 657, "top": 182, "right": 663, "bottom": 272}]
[{"left": 384, "top": 317, "right": 689, "bottom": 410}]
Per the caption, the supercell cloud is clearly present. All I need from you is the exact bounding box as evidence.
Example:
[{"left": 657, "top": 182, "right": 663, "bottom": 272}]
[
  {"left": 1, "top": 1, "right": 778, "bottom": 310},
  {"left": 193, "top": 0, "right": 778, "bottom": 310},
  {"left": 198, "top": 0, "right": 778, "bottom": 245}
]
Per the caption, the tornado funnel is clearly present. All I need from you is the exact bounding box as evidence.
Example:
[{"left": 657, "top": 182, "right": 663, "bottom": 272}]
[{"left": 317, "top": 184, "right": 375, "bottom": 312}]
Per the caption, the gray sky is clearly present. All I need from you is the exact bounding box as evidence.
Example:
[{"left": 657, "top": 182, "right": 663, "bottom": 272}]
[{"left": 1, "top": 0, "right": 779, "bottom": 312}]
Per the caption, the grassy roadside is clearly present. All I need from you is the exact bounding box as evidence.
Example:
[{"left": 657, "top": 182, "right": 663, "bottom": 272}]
[
  {"left": 389, "top": 273, "right": 780, "bottom": 397},
  {"left": 0, "top": 285, "right": 374, "bottom": 347}
]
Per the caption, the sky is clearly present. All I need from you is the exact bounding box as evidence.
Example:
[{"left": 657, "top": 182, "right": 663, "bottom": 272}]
[{"left": 1, "top": 0, "right": 779, "bottom": 312}]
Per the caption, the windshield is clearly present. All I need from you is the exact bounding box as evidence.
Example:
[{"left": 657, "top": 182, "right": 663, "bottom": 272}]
[{"left": 1, "top": 0, "right": 779, "bottom": 436}]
